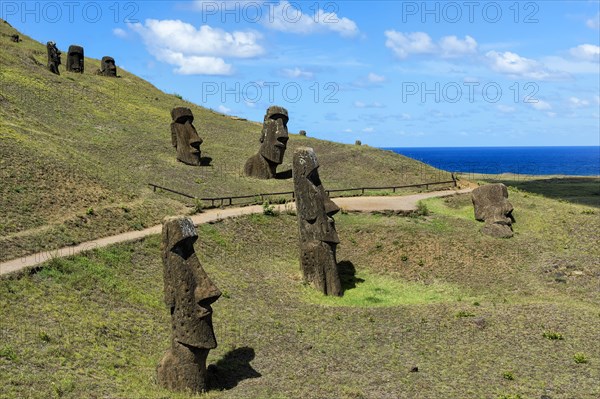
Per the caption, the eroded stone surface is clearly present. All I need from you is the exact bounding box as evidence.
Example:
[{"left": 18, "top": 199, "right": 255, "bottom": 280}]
[
  {"left": 46, "top": 41, "right": 61, "bottom": 75},
  {"left": 171, "top": 107, "right": 203, "bottom": 166},
  {"left": 66, "top": 45, "right": 84, "bottom": 73},
  {"left": 99, "top": 56, "right": 117, "bottom": 77},
  {"left": 244, "top": 106, "right": 289, "bottom": 179},
  {"left": 293, "top": 147, "right": 342, "bottom": 296},
  {"left": 472, "top": 183, "right": 515, "bottom": 238},
  {"left": 157, "top": 216, "right": 221, "bottom": 393}
]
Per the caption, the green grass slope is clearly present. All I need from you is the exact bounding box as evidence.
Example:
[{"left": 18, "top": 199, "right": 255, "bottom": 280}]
[
  {"left": 0, "top": 20, "right": 453, "bottom": 261},
  {"left": 1, "top": 186, "right": 598, "bottom": 398}
]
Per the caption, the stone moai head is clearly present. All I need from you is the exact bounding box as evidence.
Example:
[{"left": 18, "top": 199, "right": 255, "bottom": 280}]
[
  {"left": 158, "top": 216, "right": 221, "bottom": 393},
  {"left": 161, "top": 216, "right": 221, "bottom": 348},
  {"left": 100, "top": 56, "right": 117, "bottom": 77},
  {"left": 66, "top": 45, "right": 84, "bottom": 73},
  {"left": 10, "top": 34, "right": 20, "bottom": 42},
  {"left": 293, "top": 147, "right": 342, "bottom": 296},
  {"left": 170, "top": 107, "right": 203, "bottom": 166},
  {"left": 259, "top": 105, "right": 289, "bottom": 165},
  {"left": 472, "top": 183, "right": 515, "bottom": 238},
  {"left": 46, "top": 41, "right": 61, "bottom": 75}
]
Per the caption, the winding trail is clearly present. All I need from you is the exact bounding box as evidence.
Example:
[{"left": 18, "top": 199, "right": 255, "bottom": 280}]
[{"left": 0, "top": 188, "right": 472, "bottom": 276}]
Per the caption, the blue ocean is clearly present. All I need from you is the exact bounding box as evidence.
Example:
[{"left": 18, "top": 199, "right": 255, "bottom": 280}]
[{"left": 383, "top": 146, "right": 600, "bottom": 176}]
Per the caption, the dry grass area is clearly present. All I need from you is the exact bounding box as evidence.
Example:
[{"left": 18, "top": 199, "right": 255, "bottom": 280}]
[
  {"left": 1, "top": 185, "right": 598, "bottom": 399},
  {"left": 0, "top": 19, "right": 452, "bottom": 262}
]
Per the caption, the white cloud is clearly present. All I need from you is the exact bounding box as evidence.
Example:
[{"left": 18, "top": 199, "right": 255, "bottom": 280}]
[
  {"left": 362, "top": 127, "right": 375, "bottom": 133},
  {"left": 485, "top": 50, "right": 562, "bottom": 80},
  {"left": 569, "top": 97, "right": 590, "bottom": 108},
  {"left": 569, "top": 44, "right": 600, "bottom": 62},
  {"left": 530, "top": 100, "right": 552, "bottom": 111},
  {"left": 262, "top": 1, "right": 358, "bottom": 37},
  {"left": 542, "top": 56, "right": 599, "bottom": 74},
  {"left": 353, "top": 101, "right": 384, "bottom": 108},
  {"left": 343, "top": 128, "right": 353, "bottom": 133},
  {"left": 439, "top": 35, "right": 477, "bottom": 58},
  {"left": 384, "top": 31, "right": 435, "bottom": 59},
  {"left": 385, "top": 31, "right": 477, "bottom": 59},
  {"left": 113, "top": 28, "right": 128, "bottom": 38},
  {"left": 586, "top": 12, "right": 600, "bottom": 29},
  {"left": 546, "top": 112, "right": 556, "bottom": 118},
  {"left": 244, "top": 100, "right": 256, "bottom": 108},
  {"left": 281, "top": 67, "right": 314, "bottom": 80},
  {"left": 128, "top": 19, "right": 264, "bottom": 75},
  {"left": 497, "top": 104, "right": 516, "bottom": 113},
  {"left": 218, "top": 104, "right": 232, "bottom": 114},
  {"left": 152, "top": 49, "right": 233, "bottom": 75},
  {"left": 367, "top": 73, "right": 386, "bottom": 83}
]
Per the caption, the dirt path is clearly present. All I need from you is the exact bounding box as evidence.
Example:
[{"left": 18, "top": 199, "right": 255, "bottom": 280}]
[{"left": 0, "top": 188, "right": 472, "bottom": 276}]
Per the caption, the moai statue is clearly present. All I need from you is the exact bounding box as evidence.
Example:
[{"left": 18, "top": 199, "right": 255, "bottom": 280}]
[
  {"left": 299, "top": 130, "right": 307, "bottom": 136},
  {"left": 355, "top": 140, "right": 362, "bottom": 146},
  {"left": 66, "top": 45, "right": 84, "bottom": 73},
  {"left": 244, "top": 106, "right": 289, "bottom": 179},
  {"left": 157, "top": 216, "right": 221, "bottom": 394},
  {"left": 99, "top": 56, "right": 117, "bottom": 77},
  {"left": 170, "top": 107, "right": 203, "bottom": 166},
  {"left": 46, "top": 41, "right": 61, "bottom": 75},
  {"left": 293, "top": 147, "right": 342, "bottom": 296},
  {"left": 10, "top": 34, "right": 20, "bottom": 42},
  {"left": 472, "top": 183, "right": 515, "bottom": 238}
]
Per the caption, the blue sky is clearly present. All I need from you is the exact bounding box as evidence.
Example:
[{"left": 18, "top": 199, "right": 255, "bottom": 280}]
[{"left": 4, "top": 1, "right": 600, "bottom": 147}]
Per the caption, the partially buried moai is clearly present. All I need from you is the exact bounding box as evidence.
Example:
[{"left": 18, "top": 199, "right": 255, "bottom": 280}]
[
  {"left": 46, "top": 41, "right": 61, "bottom": 75},
  {"left": 157, "top": 216, "right": 221, "bottom": 393},
  {"left": 99, "top": 56, "right": 117, "bottom": 77},
  {"left": 244, "top": 106, "right": 289, "bottom": 179},
  {"left": 66, "top": 45, "right": 84, "bottom": 73},
  {"left": 472, "top": 183, "right": 515, "bottom": 238},
  {"left": 170, "top": 107, "right": 203, "bottom": 166},
  {"left": 293, "top": 147, "right": 342, "bottom": 296}
]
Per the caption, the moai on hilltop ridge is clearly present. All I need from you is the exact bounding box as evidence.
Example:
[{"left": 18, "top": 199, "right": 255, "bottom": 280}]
[
  {"left": 99, "top": 56, "right": 117, "bottom": 77},
  {"left": 292, "top": 147, "right": 342, "bottom": 296},
  {"left": 46, "top": 41, "right": 61, "bottom": 75},
  {"left": 66, "top": 45, "right": 84, "bottom": 73},
  {"left": 170, "top": 107, "right": 203, "bottom": 166},
  {"left": 157, "top": 216, "right": 221, "bottom": 393},
  {"left": 244, "top": 106, "right": 289, "bottom": 179},
  {"left": 472, "top": 183, "right": 515, "bottom": 238}
]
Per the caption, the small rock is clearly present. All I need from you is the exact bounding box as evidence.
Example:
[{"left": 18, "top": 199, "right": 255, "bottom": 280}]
[
  {"left": 473, "top": 317, "right": 487, "bottom": 329},
  {"left": 410, "top": 366, "right": 419, "bottom": 372}
]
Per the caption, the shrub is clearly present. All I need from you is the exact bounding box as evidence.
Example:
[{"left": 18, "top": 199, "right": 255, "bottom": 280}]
[
  {"left": 543, "top": 331, "right": 564, "bottom": 340},
  {"left": 502, "top": 371, "right": 515, "bottom": 380},
  {"left": 573, "top": 353, "right": 588, "bottom": 364},
  {"left": 262, "top": 201, "right": 276, "bottom": 216},
  {"left": 416, "top": 201, "right": 430, "bottom": 216},
  {"left": 192, "top": 199, "right": 204, "bottom": 214}
]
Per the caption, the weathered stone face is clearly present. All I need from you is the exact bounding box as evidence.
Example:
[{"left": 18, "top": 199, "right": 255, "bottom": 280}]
[
  {"left": 100, "top": 56, "right": 117, "bottom": 77},
  {"left": 158, "top": 216, "right": 221, "bottom": 393},
  {"left": 171, "top": 107, "right": 203, "bottom": 166},
  {"left": 46, "top": 41, "right": 61, "bottom": 75},
  {"left": 293, "top": 147, "right": 342, "bottom": 296},
  {"left": 244, "top": 105, "right": 289, "bottom": 179},
  {"left": 472, "top": 183, "right": 515, "bottom": 238},
  {"left": 259, "top": 106, "right": 289, "bottom": 164},
  {"left": 66, "top": 45, "right": 84, "bottom": 73}
]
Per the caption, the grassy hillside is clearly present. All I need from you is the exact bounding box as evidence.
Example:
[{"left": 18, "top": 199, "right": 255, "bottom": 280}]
[
  {"left": 1, "top": 184, "right": 598, "bottom": 398},
  {"left": 0, "top": 20, "right": 453, "bottom": 261}
]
